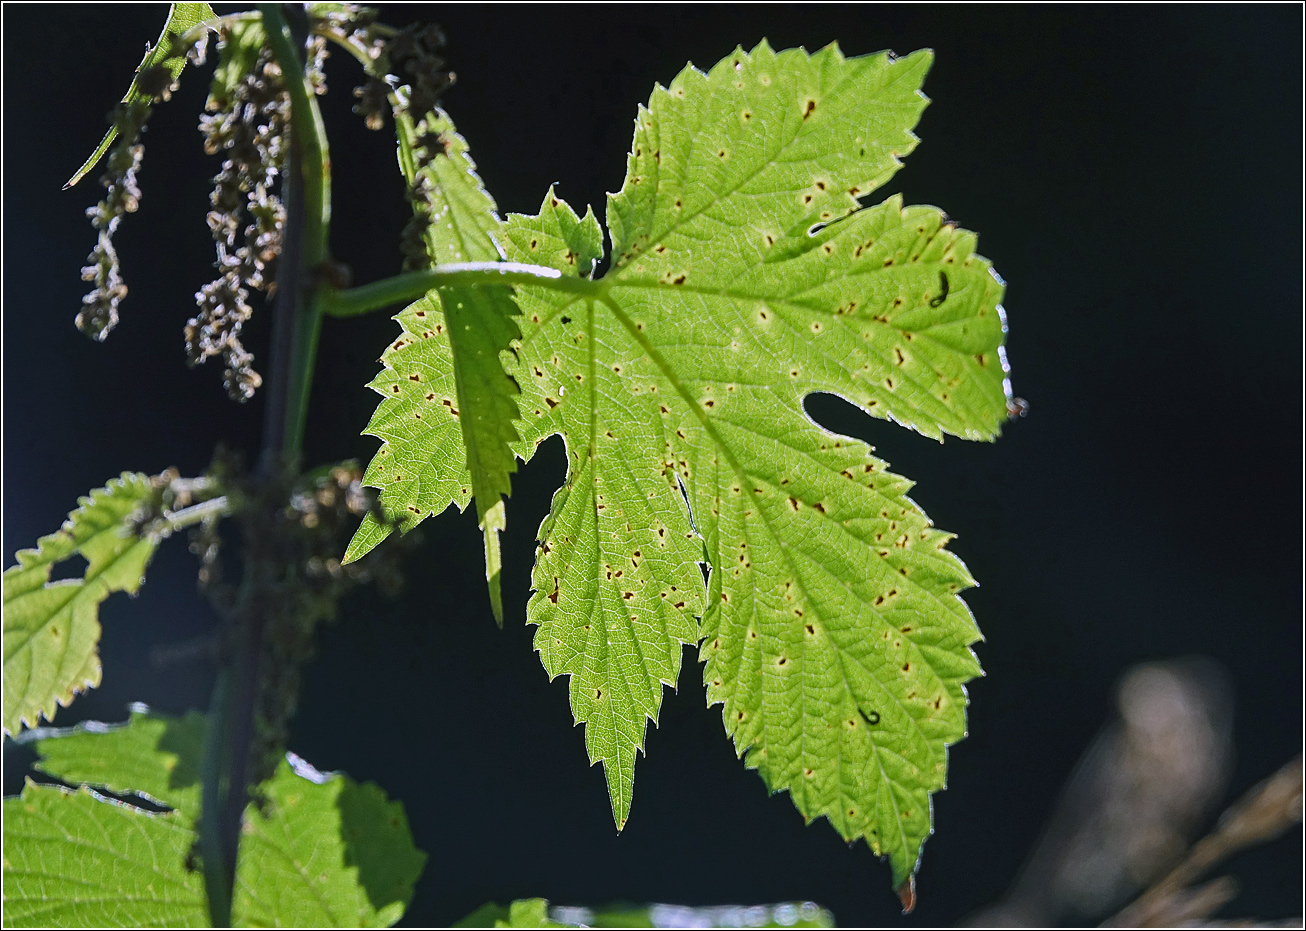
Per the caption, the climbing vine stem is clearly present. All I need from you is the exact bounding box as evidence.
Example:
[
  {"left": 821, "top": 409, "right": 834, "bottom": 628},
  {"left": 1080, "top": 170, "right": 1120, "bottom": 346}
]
[
  {"left": 259, "top": 2, "right": 331, "bottom": 470},
  {"left": 200, "top": 5, "right": 333, "bottom": 925}
]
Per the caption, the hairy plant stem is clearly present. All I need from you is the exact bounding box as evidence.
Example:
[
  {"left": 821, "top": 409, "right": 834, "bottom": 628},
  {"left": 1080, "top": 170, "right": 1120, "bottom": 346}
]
[
  {"left": 260, "top": 2, "right": 331, "bottom": 470},
  {"left": 199, "top": 5, "right": 331, "bottom": 925},
  {"left": 322, "top": 261, "right": 599, "bottom": 318},
  {"left": 162, "top": 495, "right": 231, "bottom": 533}
]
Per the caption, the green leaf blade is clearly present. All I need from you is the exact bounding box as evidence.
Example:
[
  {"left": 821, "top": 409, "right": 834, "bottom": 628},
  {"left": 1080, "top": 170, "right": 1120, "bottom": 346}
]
[
  {"left": 350, "top": 111, "right": 524, "bottom": 604},
  {"left": 3, "top": 473, "right": 160, "bottom": 735},
  {"left": 511, "top": 43, "right": 1002, "bottom": 884},
  {"left": 606, "top": 42, "right": 931, "bottom": 270},
  {"left": 26, "top": 709, "right": 205, "bottom": 820},
  {"left": 2, "top": 783, "right": 209, "bottom": 928},
  {"left": 234, "top": 756, "right": 427, "bottom": 928},
  {"left": 3, "top": 711, "right": 425, "bottom": 928}
]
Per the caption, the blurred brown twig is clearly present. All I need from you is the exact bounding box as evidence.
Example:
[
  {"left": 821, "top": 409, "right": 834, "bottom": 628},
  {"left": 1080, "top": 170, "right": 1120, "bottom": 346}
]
[{"left": 1103, "top": 754, "right": 1304, "bottom": 928}]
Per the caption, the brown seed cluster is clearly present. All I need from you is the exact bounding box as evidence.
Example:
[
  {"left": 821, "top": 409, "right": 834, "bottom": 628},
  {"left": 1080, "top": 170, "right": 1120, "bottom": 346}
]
[
  {"left": 77, "top": 96, "right": 150, "bottom": 342},
  {"left": 231, "top": 462, "right": 412, "bottom": 785},
  {"left": 317, "top": 7, "right": 454, "bottom": 132},
  {"left": 400, "top": 127, "right": 458, "bottom": 270},
  {"left": 192, "top": 451, "right": 414, "bottom": 789},
  {"left": 190, "top": 26, "right": 292, "bottom": 401},
  {"left": 314, "top": 6, "right": 456, "bottom": 271},
  {"left": 401, "top": 170, "right": 438, "bottom": 271},
  {"left": 77, "top": 25, "right": 203, "bottom": 341}
]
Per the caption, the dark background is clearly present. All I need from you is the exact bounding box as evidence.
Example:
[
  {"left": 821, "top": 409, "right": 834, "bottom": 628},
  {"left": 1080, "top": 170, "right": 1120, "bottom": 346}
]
[{"left": 4, "top": 4, "right": 1302, "bottom": 926}]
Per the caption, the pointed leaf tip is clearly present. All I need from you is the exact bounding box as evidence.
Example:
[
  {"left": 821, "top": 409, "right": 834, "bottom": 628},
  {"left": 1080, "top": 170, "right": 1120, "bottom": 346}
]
[
  {"left": 64, "top": 3, "right": 215, "bottom": 189},
  {"left": 895, "top": 876, "right": 917, "bottom": 915},
  {"left": 484, "top": 520, "right": 504, "bottom": 628}
]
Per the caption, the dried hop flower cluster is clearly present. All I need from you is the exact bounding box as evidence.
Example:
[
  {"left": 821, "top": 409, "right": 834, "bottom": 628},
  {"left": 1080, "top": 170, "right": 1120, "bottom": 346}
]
[
  {"left": 80, "top": 8, "right": 455, "bottom": 398},
  {"left": 313, "top": 6, "right": 454, "bottom": 132},
  {"left": 190, "top": 26, "right": 293, "bottom": 401},
  {"left": 76, "top": 30, "right": 200, "bottom": 341},
  {"left": 76, "top": 87, "right": 153, "bottom": 341}
]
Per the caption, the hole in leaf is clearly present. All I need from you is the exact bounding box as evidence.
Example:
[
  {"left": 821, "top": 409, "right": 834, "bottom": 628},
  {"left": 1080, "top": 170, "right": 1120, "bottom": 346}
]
[{"left": 47, "top": 553, "right": 89, "bottom": 583}]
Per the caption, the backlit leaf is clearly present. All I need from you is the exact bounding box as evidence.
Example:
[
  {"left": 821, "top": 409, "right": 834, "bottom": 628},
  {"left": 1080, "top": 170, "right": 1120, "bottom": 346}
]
[
  {"left": 353, "top": 40, "right": 1011, "bottom": 888},
  {"left": 2, "top": 473, "right": 159, "bottom": 735},
  {"left": 65, "top": 3, "right": 216, "bottom": 189},
  {"left": 348, "top": 109, "right": 522, "bottom": 623},
  {"left": 27, "top": 708, "right": 205, "bottom": 820},
  {"left": 2, "top": 782, "right": 208, "bottom": 928},
  {"left": 2, "top": 711, "right": 425, "bottom": 927}
]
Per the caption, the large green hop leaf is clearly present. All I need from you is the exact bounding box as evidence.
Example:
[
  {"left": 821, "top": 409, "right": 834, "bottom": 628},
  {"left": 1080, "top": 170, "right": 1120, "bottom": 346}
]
[
  {"left": 351, "top": 40, "right": 1011, "bottom": 888},
  {"left": 2, "top": 473, "right": 160, "bottom": 735},
  {"left": 2, "top": 710, "right": 425, "bottom": 927}
]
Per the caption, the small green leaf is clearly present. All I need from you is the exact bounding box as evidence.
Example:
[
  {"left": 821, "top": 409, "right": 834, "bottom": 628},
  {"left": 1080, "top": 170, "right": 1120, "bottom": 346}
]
[
  {"left": 349, "top": 109, "right": 526, "bottom": 623},
  {"left": 2, "top": 473, "right": 160, "bottom": 735},
  {"left": 454, "top": 898, "right": 565, "bottom": 928},
  {"left": 27, "top": 708, "right": 206, "bottom": 820},
  {"left": 65, "top": 3, "right": 216, "bottom": 189},
  {"left": 235, "top": 755, "right": 427, "bottom": 927},
  {"left": 3, "top": 711, "right": 426, "bottom": 928},
  {"left": 206, "top": 15, "right": 264, "bottom": 111},
  {"left": 456, "top": 898, "right": 836, "bottom": 928},
  {"left": 506, "top": 186, "right": 604, "bottom": 279}
]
